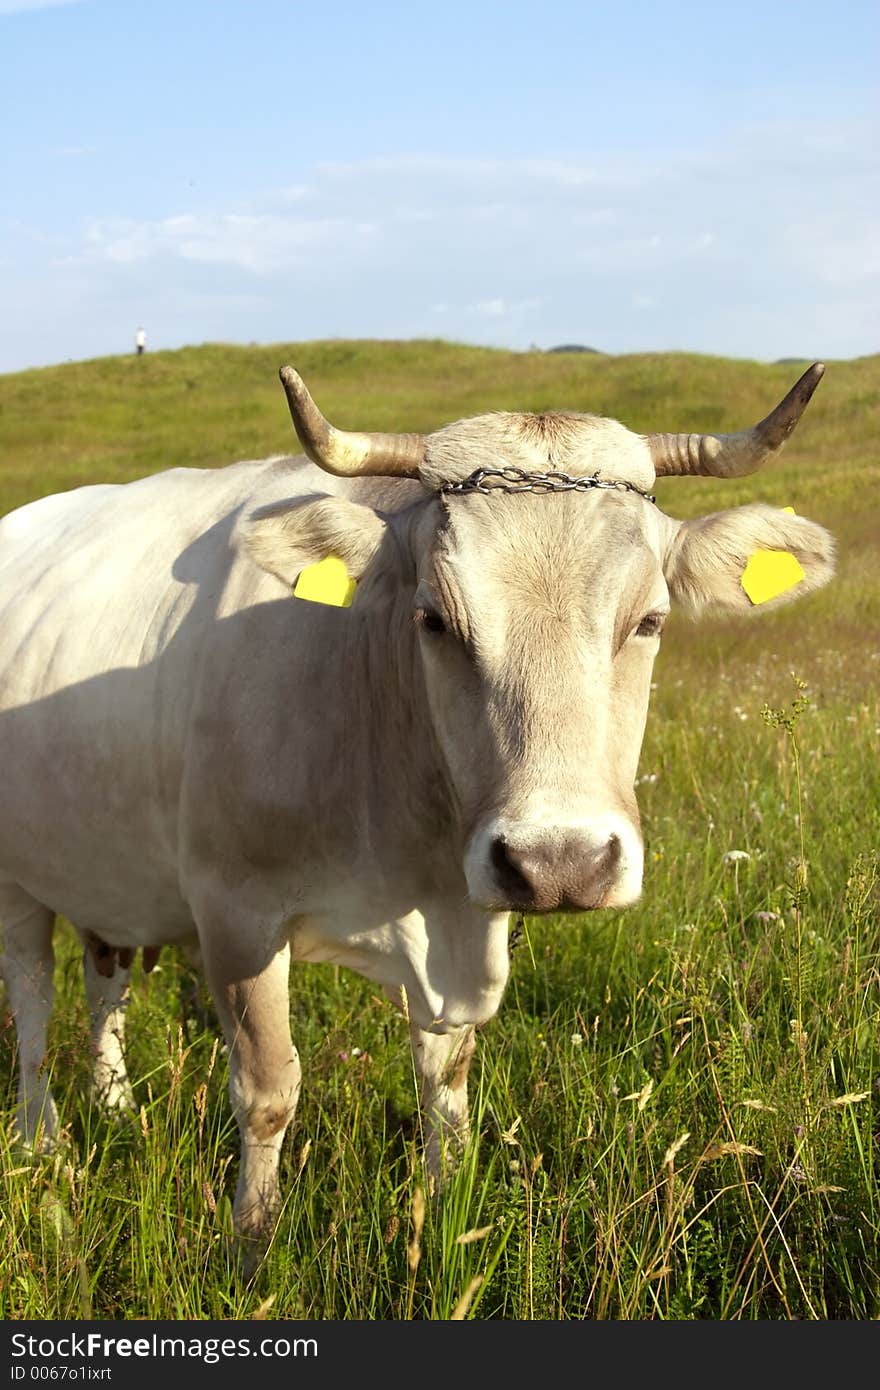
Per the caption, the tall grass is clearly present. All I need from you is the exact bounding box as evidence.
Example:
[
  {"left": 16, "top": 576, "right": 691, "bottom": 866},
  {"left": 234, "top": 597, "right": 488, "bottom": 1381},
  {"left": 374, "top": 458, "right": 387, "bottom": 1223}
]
[{"left": 0, "top": 342, "right": 877, "bottom": 1318}]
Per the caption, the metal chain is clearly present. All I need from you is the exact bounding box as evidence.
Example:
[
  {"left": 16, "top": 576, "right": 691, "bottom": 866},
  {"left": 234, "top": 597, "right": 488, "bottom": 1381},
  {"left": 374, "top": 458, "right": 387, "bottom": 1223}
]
[{"left": 439, "top": 466, "right": 656, "bottom": 504}]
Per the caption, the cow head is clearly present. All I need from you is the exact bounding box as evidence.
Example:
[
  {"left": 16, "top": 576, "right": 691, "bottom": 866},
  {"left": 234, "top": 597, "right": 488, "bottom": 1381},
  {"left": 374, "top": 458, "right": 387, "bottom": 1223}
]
[{"left": 246, "top": 366, "right": 834, "bottom": 914}]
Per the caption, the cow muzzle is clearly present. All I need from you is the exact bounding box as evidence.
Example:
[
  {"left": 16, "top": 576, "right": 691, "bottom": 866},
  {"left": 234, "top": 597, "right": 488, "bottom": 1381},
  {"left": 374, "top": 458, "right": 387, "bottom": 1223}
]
[{"left": 464, "top": 813, "right": 644, "bottom": 913}]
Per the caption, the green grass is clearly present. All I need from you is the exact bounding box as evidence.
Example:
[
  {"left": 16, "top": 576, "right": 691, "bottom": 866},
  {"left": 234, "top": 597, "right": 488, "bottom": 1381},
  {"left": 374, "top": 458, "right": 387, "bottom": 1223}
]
[{"left": 0, "top": 340, "right": 877, "bottom": 1319}]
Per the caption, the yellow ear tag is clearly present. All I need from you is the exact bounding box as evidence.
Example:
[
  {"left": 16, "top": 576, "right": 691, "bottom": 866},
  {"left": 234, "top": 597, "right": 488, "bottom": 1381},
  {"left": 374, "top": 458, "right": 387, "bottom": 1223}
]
[
  {"left": 293, "top": 556, "right": 356, "bottom": 608},
  {"left": 741, "top": 508, "right": 804, "bottom": 605}
]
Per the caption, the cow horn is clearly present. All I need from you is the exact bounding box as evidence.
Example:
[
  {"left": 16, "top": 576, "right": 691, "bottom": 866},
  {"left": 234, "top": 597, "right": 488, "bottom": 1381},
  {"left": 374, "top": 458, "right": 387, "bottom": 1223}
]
[
  {"left": 646, "top": 362, "right": 825, "bottom": 478},
  {"left": 279, "top": 366, "right": 426, "bottom": 478}
]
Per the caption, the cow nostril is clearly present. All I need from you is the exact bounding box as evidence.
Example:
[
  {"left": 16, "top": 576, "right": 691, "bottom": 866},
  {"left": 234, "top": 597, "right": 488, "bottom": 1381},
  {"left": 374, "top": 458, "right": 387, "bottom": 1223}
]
[
  {"left": 490, "top": 836, "right": 533, "bottom": 901},
  {"left": 606, "top": 833, "right": 622, "bottom": 867}
]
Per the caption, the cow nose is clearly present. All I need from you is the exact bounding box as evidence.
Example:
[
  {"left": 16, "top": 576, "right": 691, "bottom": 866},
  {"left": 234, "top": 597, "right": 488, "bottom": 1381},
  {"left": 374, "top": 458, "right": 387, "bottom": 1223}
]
[
  {"left": 489, "top": 831, "right": 623, "bottom": 913},
  {"left": 490, "top": 835, "right": 535, "bottom": 902}
]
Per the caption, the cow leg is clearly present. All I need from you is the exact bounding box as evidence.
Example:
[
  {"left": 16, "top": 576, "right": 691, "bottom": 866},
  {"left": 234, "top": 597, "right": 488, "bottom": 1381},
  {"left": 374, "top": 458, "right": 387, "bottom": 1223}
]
[
  {"left": 83, "top": 946, "right": 135, "bottom": 1114},
  {"left": 0, "top": 888, "right": 58, "bottom": 1150},
  {"left": 200, "top": 933, "right": 301, "bottom": 1260},
  {"left": 410, "top": 1023, "right": 477, "bottom": 1188}
]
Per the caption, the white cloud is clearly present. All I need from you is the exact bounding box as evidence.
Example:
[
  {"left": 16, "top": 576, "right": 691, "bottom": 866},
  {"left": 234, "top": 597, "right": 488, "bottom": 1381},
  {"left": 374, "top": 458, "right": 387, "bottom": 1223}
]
[
  {"left": 266, "top": 184, "right": 312, "bottom": 206},
  {"left": 469, "top": 298, "right": 508, "bottom": 318},
  {"left": 784, "top": 214, "right": 880, "bottom": 287},
  {"left": 51, "top": 144, "right": 96, "bottom": 158},
  {"left": 316, "top": 155, "right": 602, "bottom": 183},
  {"left": 82, "top": 211, "right": 379, "bottom": 274},
  {"left": 2, "top": 117, "right": 877, "bottom": 371},
  {"left": 465, "top": 297, "right": 545, "bottom": 319},
  {"left": 0, "top": 0, "right": 81, "bottom": 13}
]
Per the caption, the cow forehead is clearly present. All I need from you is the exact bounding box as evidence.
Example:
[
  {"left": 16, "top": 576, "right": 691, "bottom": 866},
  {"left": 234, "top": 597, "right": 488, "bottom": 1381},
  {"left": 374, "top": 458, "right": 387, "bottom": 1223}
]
[
  {"left": 423, "top": 487, "right": 668, "bottom": 623},
  {"left": 420, "top": 409, "right": 656, "bottom": 492}
]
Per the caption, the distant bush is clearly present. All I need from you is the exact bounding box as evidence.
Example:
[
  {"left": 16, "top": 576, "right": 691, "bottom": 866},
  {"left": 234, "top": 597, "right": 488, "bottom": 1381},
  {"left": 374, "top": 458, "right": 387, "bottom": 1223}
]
[{"left": 546, "top": 343, "right": 602, "bottom": 354}]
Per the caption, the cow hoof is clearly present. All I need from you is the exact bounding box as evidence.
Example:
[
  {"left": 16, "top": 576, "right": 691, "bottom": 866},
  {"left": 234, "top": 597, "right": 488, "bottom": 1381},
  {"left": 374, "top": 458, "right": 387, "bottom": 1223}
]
[
  {"left": 424, "top": 1128, "right": 470, "bottom": 1195},
  {"left": 233, "top": 1231, "right": 271, "bottom": 1282},
  {"left": 232, "top": 1198, "right": 279, "bottom": 1281}
]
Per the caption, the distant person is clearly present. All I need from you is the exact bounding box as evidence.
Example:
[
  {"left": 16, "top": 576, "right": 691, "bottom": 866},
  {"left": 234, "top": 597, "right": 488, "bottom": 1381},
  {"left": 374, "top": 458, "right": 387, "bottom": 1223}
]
[{"left": 135, "top": 327, "right": 146, "bottom": 356}]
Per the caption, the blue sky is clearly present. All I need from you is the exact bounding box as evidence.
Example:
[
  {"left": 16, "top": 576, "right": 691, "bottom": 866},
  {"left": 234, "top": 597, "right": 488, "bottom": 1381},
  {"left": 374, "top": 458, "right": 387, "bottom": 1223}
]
[{"left": 1, "top": 0, "right": 877, "bottom": 373}]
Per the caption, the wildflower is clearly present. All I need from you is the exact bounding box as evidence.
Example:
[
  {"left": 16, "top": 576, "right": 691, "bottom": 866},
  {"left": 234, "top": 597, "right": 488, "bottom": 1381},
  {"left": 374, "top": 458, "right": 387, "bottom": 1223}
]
[
  {"left": 501, "top": 1116, "right": 522, "bottom": 1145},
  {"left": 570, "top": 1033, "right": 583, "bottom": 1047},
  {"left": 755, "top": 910, "right": 780, "bottom": 923},
  {"left": 723, "top": 850, "right": 751, "bottom": 865}
]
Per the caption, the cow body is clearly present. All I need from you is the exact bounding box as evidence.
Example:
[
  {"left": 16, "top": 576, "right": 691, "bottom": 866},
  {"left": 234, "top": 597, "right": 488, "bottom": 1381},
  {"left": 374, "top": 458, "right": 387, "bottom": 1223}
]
[
  {"left": 0, "top": 371, "right": 834, "bottom": 1263},
  {"left": 0, "top": 458, "right": 510, "bottom": 1021}
]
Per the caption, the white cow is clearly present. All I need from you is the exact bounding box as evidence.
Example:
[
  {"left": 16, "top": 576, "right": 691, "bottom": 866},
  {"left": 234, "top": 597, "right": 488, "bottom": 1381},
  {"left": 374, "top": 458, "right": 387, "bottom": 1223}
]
[{"left": 0, "top": 364, "right": 833, "bottom": 1261}]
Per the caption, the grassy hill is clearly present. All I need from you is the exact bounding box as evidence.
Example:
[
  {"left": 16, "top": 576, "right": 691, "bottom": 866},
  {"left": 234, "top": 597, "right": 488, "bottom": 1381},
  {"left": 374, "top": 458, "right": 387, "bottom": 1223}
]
[
  {"left": 0, "top": 340, "right": 878, "bottom": 1319},
  {"left": 1, "top": 338, "right": 877, "bottom": 514},
  {"left": 1, "top": 338, "right": 876, "bottom": 682}
]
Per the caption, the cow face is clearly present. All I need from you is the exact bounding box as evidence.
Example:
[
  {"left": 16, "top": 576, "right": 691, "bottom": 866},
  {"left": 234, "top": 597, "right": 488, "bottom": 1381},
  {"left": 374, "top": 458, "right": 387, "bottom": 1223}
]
[
  {"left": 413, "top": 486, "right": 663, "bottom": 913},
  {"left": 248, "top": 381, "right": 834, "bottom": 917},
  {"left": 420, "top": 498, "right": 835, "bottom": 910}
]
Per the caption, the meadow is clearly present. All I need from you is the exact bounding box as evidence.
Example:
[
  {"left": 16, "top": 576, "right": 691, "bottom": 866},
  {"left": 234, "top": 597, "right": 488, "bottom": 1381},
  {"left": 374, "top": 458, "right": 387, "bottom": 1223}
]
[{"left": 0, "top": 341, "right": 877, "bottom": 1319}]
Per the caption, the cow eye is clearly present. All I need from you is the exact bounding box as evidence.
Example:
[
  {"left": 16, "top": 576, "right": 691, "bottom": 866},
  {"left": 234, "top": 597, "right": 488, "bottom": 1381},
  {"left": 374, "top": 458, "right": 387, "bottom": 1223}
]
[
  {"left": 635, "top": 611, "right": 666, "bottom": 638},
  {"left": 415, "top": 605, "right": 447, "bottom": 635}
]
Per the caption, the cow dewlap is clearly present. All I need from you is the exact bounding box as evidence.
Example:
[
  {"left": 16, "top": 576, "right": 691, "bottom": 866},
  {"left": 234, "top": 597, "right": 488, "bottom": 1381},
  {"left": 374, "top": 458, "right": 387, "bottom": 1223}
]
[
  {"left": 741, "top": 548, "right": 805, "bottom": 604},
  {"left": 293, "top": 556, "right": 357, "bottom": 607}
]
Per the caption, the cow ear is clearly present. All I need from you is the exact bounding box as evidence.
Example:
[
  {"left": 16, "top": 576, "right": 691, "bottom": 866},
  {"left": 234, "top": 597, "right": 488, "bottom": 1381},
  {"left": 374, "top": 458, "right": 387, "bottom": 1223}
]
[
  {"left": 243, "top": 495, "right": 387, "bottom": 589},
  {"left": 664, "top": 504, "right": 835, "bottom": 614}
]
